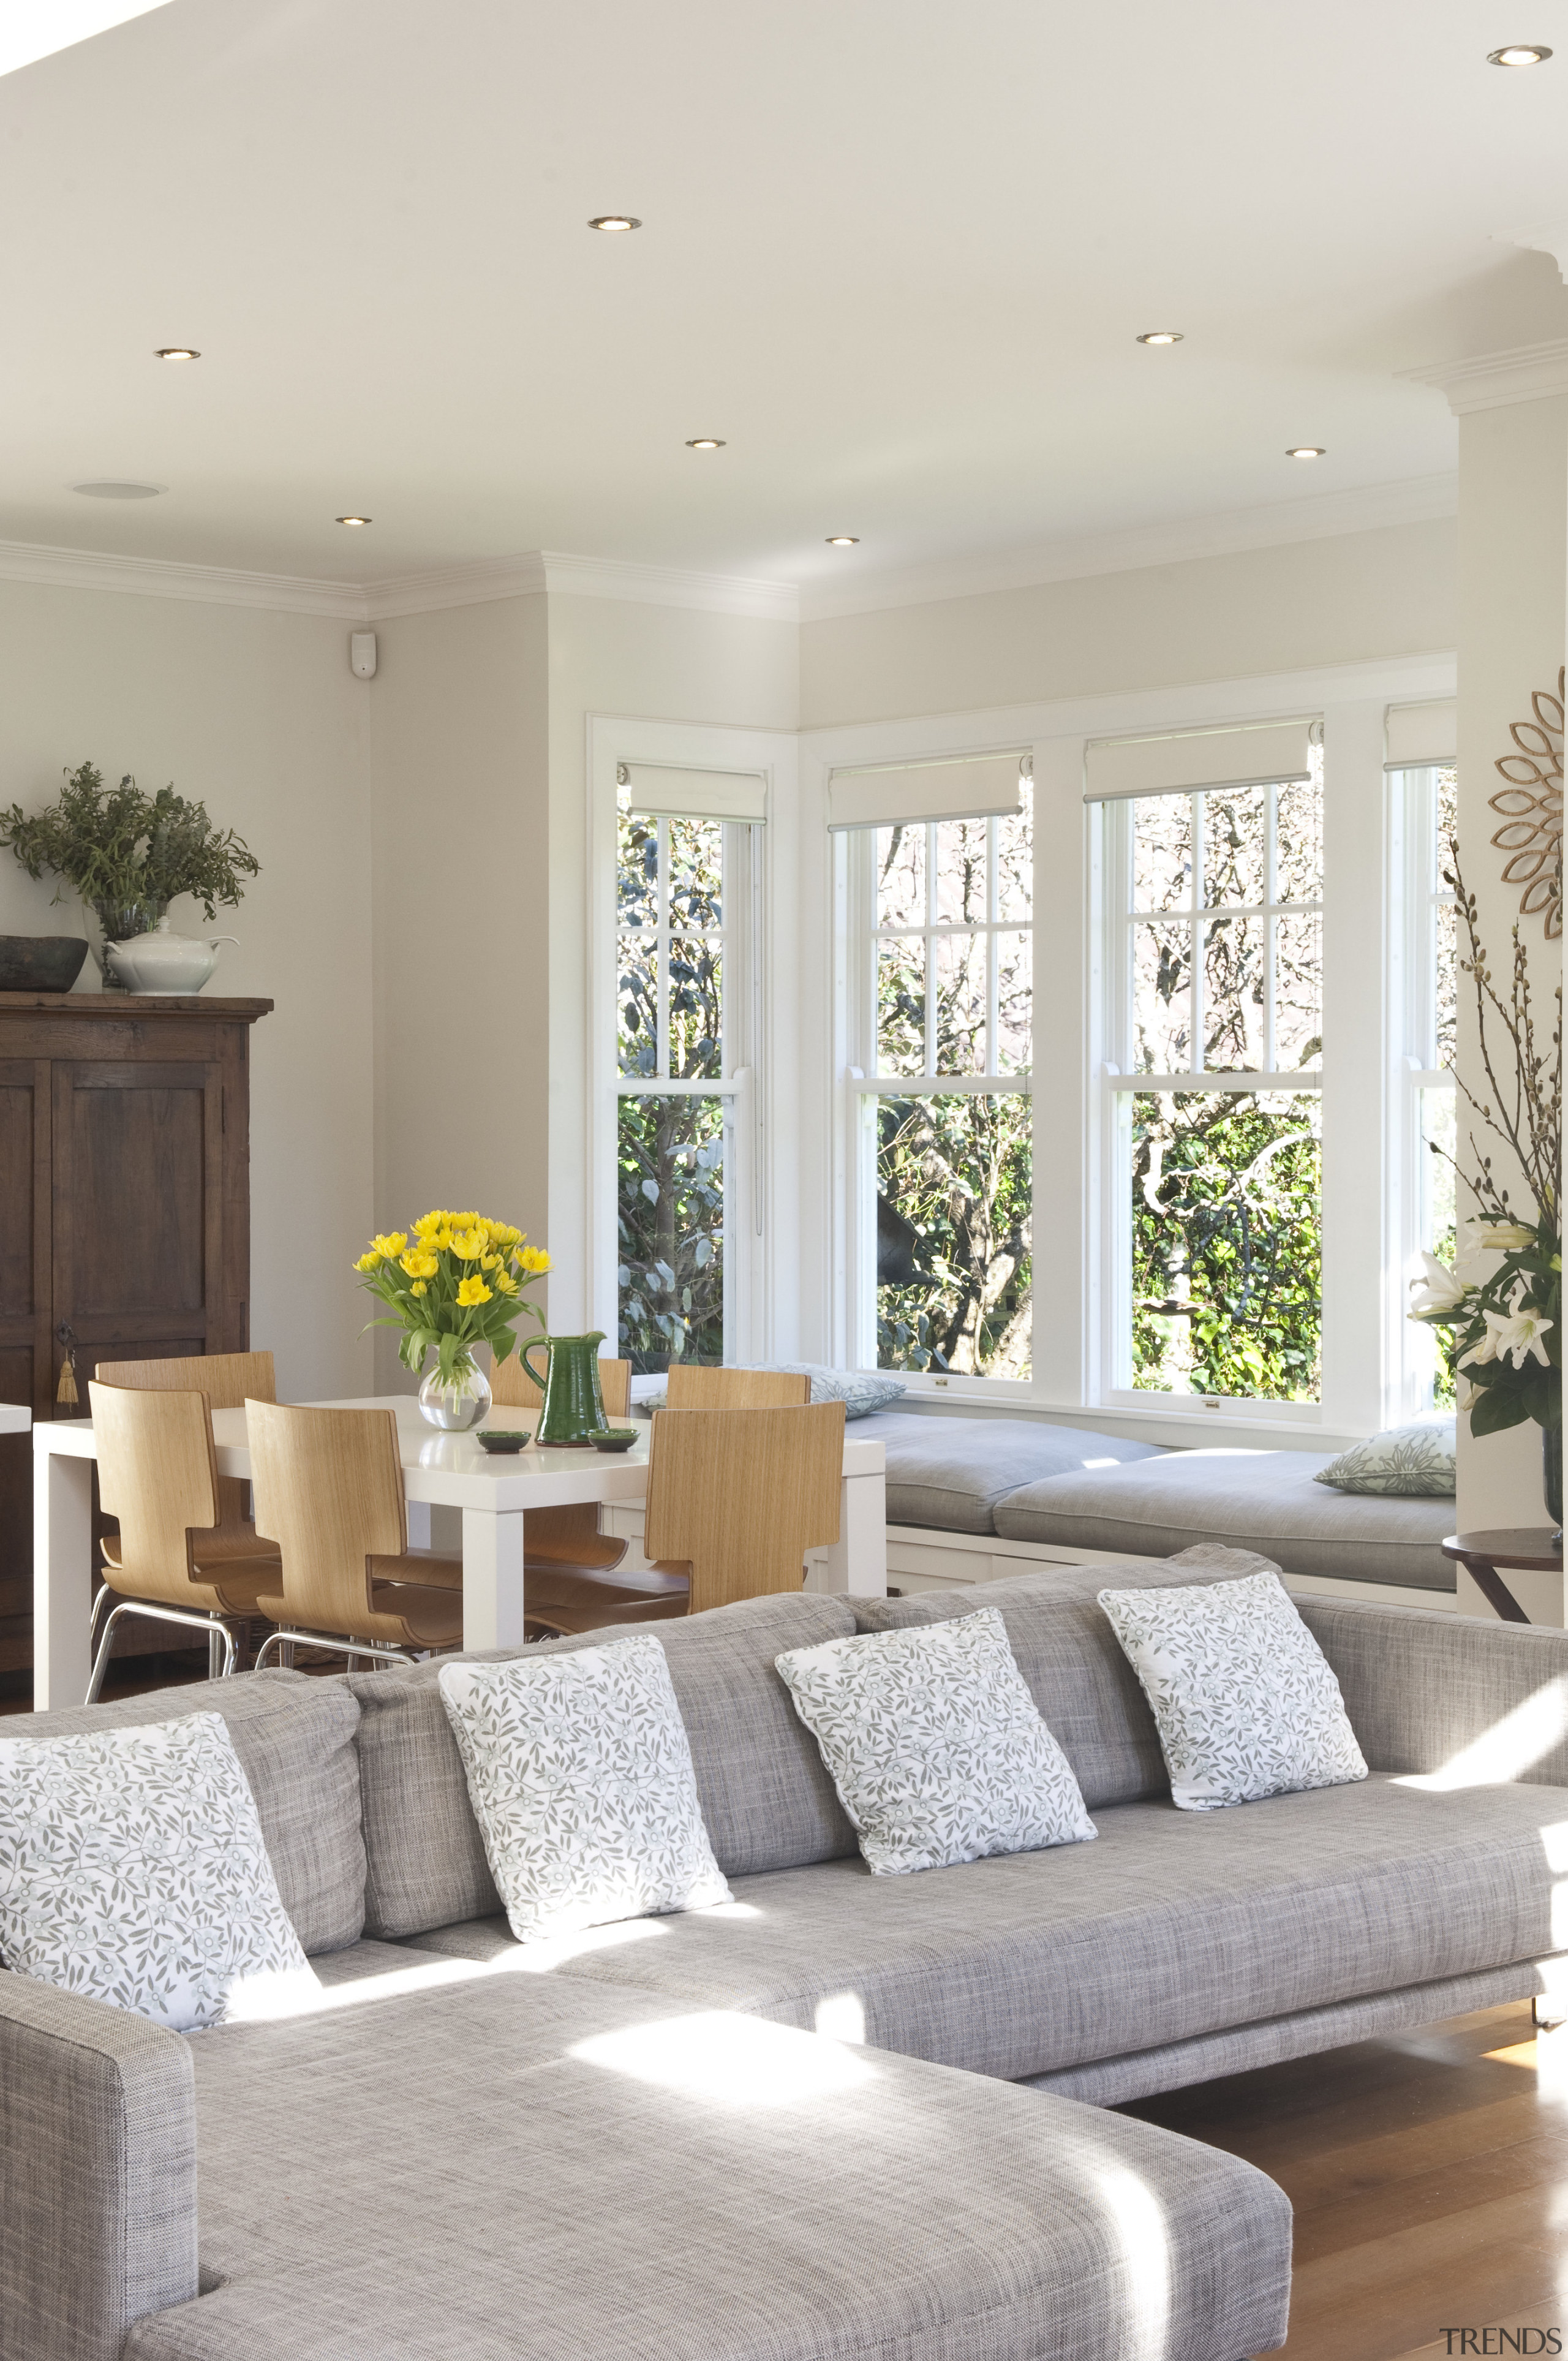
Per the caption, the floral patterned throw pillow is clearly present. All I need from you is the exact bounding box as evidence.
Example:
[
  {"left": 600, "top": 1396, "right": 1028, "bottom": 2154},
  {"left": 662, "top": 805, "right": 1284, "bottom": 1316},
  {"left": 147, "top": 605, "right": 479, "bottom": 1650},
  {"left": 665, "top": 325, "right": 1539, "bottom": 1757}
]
[
  {"left": 1098, "top": 1572, "right": 1368, "bottom": 1812},
  {"left": 439, "top": 1636, "right": 731, "bottom": 1944},
  {"left": 774, "top": 1607, "right": 1096, "bottom": 1875},
  {"left": 0, "top": 1711, "right": 311, "bottom": 2030},
  {"left": 1313, "top": 1417, "right": 1457, "bottom": 1497}
]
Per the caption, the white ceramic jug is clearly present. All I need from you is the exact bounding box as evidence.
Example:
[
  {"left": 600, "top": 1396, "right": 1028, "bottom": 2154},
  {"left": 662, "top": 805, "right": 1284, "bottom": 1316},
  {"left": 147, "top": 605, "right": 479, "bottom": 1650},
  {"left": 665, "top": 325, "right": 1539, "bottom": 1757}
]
[{"left": 104, "top": 916, "right": 239, "bottom": 995}]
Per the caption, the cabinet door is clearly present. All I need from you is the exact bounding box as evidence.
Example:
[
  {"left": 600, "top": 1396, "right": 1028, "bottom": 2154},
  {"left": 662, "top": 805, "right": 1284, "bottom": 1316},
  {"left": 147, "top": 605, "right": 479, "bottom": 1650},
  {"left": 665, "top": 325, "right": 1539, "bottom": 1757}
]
[
  {"left": 51, "top": 1060, "right": 228, "bottom": 1373},
  {"left": 0, "top": 1062, "right": 47, "bottom": 1625}
]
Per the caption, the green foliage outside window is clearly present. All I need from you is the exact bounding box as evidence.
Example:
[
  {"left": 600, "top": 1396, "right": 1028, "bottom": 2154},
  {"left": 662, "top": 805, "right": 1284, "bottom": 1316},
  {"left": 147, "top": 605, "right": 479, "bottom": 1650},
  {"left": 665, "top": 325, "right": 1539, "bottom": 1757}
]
[
  {"left": 1131, "top": 1092, "right": 1322, "bottom": 1400},
  {"left": 616, "top": 1095, "right": 725, "bottom": 1373},
  {"left": 876, "top": 1093, "right": 1032, "bottom": 1374}
]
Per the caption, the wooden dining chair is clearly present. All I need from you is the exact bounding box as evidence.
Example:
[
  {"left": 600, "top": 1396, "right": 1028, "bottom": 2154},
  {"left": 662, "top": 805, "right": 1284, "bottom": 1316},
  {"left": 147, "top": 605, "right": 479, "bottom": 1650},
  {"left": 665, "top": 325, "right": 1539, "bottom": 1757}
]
[
  {"left": 85, "top": 1380, "right": 284, "bottom": 1701},
  {"left": 246, "top": 1400, "right": 465, "bottom": 1668},
  {"left": 92, "top": 1351, "right": 281, "bottom": 1652},
  {"left": 523, "top": 1400, "right": 845, "bottom": 1637},
  {"left": 663, "top": 1366, "right": 810, "bottom": 1408},
  {"left": 480, "top": 1346, "right": 636, "bottom": 1588}
]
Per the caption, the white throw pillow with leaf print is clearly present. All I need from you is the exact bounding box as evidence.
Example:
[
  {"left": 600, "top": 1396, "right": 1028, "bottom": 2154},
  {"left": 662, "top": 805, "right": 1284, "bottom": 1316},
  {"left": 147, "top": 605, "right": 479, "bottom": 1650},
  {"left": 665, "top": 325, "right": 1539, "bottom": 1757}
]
[
  {"left": 439, "top": 1635, "right": 730, "bottom": 1943},
  {"left": 774, "top": 1607, "right": 1096, "bottom": 1876},
  {"left": 0, "top": 1711, "right": 311, "bottom": 2030},
  {"left": 1099, "top": 1571, "right": 1368, "bottom": 1811}
]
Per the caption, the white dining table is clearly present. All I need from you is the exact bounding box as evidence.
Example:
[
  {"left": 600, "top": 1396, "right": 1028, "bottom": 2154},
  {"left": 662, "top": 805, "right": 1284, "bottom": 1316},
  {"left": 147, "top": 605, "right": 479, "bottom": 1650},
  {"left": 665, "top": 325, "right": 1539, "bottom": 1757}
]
[{"left": 31, "top": 1394, "right": 888, "bottom": 1710}]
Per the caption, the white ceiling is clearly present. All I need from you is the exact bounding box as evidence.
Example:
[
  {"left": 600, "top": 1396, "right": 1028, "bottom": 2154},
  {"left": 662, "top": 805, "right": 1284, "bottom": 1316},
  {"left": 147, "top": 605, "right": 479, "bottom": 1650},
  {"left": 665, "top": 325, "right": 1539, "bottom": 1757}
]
[{"left": 2, "top": 0, "right": 1567, "bottom": 600}]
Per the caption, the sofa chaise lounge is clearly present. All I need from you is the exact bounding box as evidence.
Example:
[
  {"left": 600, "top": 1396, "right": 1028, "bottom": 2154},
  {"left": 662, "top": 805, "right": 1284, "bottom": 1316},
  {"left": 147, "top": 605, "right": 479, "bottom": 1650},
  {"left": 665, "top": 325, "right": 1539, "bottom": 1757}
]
[{"left": 7, "top": 1549, "right": 1564, "bottom": 2360}]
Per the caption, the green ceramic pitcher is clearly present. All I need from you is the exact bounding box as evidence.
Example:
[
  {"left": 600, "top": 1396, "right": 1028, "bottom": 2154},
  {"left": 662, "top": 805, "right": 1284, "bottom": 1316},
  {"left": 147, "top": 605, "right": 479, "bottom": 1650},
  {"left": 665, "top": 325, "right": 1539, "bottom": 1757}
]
[{"left": 521, "top": 1331, "right": 611, "bottom": 1447}]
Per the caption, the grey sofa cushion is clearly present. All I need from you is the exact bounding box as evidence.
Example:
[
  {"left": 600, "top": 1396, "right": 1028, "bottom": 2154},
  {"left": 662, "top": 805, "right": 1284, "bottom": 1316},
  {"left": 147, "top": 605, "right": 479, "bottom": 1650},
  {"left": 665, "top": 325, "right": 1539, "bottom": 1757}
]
[
  {"left": 350, "top": 1594, "right": 860, "bottom": 1940},
  {"left": 124, "top": 1971, "right": 1291, "bottom": 2361},
  {"left": 17, "top": 1671, "right": 364, "bottom": 1956},
  {"left": 850, "top": 1412, "right": 1163, "bottom": 1535},
  {"left": 518, "top": 1774, "right": 1568, "bottom": 2084},
  {"left": 992, "top": 1446, "right": 1458, "bottom": 1590},
  {"left": 845, "top": 1551, "right": 1270, "bottom": 1808}
]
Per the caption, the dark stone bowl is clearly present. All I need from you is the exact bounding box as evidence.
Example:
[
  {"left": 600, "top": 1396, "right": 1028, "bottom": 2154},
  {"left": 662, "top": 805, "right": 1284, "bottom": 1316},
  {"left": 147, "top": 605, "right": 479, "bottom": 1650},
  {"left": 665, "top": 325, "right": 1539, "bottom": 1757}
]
[{"left": 0, "top": 936, "right": 89, "bottom": 992}]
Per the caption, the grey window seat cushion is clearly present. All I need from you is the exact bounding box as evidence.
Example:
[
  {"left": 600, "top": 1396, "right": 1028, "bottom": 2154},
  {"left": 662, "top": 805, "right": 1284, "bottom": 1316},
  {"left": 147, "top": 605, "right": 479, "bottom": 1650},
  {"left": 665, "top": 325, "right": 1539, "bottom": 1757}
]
[
  {"left": 850, "top": 1412, "right": 1163, "bottom": 1535},
  {"left": 349, "top": 1594, "right": 860, "bottom": 1940},
  {"left": 407, "top": 1775, "right": 1568, "bottom": 2086},
  {"left": 128, "top": 1971, "right": 1291, "bottom": 2361},
  {"left": 15, "top": 1671, "right": 364, "bottom": 1957},
  {"left": 991, "top": 1447, "right": 1458, "bottom": 1590}
]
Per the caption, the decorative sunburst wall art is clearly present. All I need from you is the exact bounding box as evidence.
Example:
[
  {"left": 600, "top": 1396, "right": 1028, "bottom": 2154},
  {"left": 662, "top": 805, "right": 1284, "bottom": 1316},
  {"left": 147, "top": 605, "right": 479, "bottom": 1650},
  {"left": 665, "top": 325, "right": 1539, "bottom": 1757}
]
[{"left": 1490, "top": 666, "right": 1564, "bottom": 940}]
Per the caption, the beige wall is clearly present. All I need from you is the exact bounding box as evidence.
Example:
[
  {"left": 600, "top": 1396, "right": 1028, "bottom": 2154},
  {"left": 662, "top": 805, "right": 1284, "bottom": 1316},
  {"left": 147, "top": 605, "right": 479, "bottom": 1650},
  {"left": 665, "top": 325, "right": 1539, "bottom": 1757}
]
[
  {"left": 1452, "top": 395, "right": 1568, "bottom": 1565},
  {"left": 800, "top": 516, "right": 1458, "bottom": 727},
  {"left": 367, "top": 594, "right": 551, "bottom": 1390},
  {"left": 0, "top": 581, "right": 374, "bottom": 1401},
  {"left": 544, "top": 594, "right": 799, "bottom": 1329}
]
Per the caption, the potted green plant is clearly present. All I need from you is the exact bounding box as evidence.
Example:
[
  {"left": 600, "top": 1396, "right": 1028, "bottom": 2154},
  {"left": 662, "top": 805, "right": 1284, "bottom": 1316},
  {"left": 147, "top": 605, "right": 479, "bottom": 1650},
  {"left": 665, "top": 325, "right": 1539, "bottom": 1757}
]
[{"left": 0, "top": 763, "right": 260, "bottom": 987}]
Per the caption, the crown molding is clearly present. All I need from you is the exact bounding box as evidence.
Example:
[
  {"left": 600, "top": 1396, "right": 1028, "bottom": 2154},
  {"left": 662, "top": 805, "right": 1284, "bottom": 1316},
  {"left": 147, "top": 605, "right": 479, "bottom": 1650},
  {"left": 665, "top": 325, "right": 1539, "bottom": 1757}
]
[
  {"left": 1499, "top": 220, "right": 1568, "bottom": 287},
  {"left": 535, "top": 551, "right": 798, "bottom": 623},
  {"left": 796, "top": 472, "right": 1458, "bottom": 623},
  {"left": 0, "top": 535, "right": 366, "bottom": 617},
  {"left": 361, "top": 553, "right": 547, "bottom": 619},
  {"left": 1403, "top": 338, "right": 1568, "bottom": 415}
]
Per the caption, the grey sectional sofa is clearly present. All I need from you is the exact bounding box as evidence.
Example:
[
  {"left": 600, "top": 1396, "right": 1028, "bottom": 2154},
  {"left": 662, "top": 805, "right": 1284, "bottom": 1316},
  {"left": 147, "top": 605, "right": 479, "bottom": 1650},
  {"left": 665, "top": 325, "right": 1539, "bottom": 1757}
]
[
  {"left": 7, "top": 1554, "right": 1566, "bottom": 2361},
  {"left": 856, "top": 1413, "right": 1457, "bottom": 1592}
]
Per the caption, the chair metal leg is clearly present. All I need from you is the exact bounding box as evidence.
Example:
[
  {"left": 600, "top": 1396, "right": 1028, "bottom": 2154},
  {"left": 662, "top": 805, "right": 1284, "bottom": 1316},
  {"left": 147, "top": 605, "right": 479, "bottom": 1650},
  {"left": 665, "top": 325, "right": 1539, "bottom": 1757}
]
[
  {"left": 254, "top": 1623, "right": 417, "bottom": 1672},
  {"left": 86, "top": 1600, "right": 239, "bottom": 1703},
  {"left": 89, "top": 1582, "right": 115, "bottom": 1654}
]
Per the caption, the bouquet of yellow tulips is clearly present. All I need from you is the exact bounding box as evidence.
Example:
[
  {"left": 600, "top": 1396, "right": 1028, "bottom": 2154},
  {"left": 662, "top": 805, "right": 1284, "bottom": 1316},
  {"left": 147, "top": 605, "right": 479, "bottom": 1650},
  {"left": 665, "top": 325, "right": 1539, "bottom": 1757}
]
[{"left": 353, "top": 1210, "right": 550, "bottom": 1392}]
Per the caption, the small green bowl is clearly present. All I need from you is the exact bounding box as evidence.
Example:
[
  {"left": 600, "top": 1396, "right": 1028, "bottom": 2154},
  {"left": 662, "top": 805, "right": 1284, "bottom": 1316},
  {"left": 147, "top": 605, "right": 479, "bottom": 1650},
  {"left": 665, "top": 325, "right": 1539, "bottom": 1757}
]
[
  {"left": 591, "top": 1427, "right": 639, "bottom": 1452},
  {"left": 475, "top": 1429, "right": 530, "bottom": 1454}
]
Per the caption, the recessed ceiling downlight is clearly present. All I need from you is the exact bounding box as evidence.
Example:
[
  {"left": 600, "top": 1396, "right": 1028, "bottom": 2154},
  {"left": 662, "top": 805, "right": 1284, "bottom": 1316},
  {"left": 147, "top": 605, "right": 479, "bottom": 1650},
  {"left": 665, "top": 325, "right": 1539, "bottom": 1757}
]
[
  {"left": 1286, "top": 446, "right": 1325, "bottom": 459},
  {"left": 1488, "top": 43, "right": 1551, "bottom": 64},
  {"left": 826, "top": 535, "right": 859, "bottom": 546},
  {"left": 589, "top": 215, "right": 641, "bottom": 232},
  {"left": 685, "top": 437, "right": 726, "bottom": 450},
  {"left": 336, "top": 515, "right": 372, "bottom": 526},
  {"left": 72, "top": 480, "right": 165, "bottom": 498},
  {"left": 1137, "top": 331, "right": 1183, "bottom": 346},
  {"left": 154, "top": 347, "right": 200, "bottom": 361}
]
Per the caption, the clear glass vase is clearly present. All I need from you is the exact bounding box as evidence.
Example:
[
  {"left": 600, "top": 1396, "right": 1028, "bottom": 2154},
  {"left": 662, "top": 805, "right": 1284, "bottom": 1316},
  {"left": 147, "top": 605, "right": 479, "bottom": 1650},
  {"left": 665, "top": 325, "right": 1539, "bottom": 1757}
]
[{"left": 418, "top": 1354, "right": 492, "bottom": 1432}]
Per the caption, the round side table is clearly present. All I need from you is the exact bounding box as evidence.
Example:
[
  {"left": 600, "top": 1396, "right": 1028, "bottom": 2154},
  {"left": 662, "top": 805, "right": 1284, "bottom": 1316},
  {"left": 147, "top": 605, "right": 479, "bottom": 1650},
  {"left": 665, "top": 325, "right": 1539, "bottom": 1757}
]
[{"left": 1440, "top": 1528, "right": 1564, "bottom": 1625}]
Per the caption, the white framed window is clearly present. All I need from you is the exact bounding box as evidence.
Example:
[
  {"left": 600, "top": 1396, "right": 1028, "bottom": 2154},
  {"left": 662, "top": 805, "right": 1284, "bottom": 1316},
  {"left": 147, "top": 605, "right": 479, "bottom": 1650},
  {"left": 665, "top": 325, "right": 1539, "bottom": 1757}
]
[
  {"left": 837, "top": 765, "right": 1034, "bottom": 1379},
  {"left": 1390, "top": 760, "right": 1458, "bottom": 1411},
  {"left": 1094, "top": 745, "right": 1325, "bottom": 1412},
  {"left": 586, "top": 727, "right": 786, "bottom": 1378}
]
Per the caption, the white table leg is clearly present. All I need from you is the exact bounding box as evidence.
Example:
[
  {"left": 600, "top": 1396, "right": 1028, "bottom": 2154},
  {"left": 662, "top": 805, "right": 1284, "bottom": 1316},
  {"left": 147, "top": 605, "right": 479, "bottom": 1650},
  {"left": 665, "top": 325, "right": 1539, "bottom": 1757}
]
[
  {"left": 34, "top": 1448, "right": 95, "bottom": 1710},
  {"left": 405, "top": 1500, "right": 432, "bottom": 1550},
  {"left": 818, "top": 1470, "right": 888, "bottom": 1598},
  {"left": 461, "top": 1508, "right": 529, "bottom": 1653}
]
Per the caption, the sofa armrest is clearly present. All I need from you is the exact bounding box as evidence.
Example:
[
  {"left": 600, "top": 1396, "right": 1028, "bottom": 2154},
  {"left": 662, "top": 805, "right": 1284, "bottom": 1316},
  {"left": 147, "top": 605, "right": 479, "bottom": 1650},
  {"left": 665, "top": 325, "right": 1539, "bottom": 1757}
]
[
  {"left": 0, "top": 1971, "right": 198, "bottom": 2361},
  {"left": 1298, "top": 1596, "right": 1568, "bottom": 1785}
]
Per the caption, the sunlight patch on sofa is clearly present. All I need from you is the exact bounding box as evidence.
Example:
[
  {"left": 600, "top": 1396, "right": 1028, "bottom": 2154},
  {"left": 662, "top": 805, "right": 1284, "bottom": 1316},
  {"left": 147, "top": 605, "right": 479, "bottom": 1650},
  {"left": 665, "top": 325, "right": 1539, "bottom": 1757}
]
[
  {"left": 814, "top": 1991, "right": 867, "bottom": 2044},
  {"left": 1095, "top": 2164, "right": 1170, "bottom": 2361},
  {"left": 571, "top": 2011, "right": 876, "bottom": 2106},
  {"left": 1395, "top": 1680, "right": 1568, "bottom": 1790}
]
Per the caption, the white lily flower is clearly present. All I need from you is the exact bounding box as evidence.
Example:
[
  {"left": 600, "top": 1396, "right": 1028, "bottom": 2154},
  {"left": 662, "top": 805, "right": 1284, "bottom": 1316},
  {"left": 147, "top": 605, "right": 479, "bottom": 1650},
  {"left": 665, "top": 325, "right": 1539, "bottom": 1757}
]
[
  {"left": 1408, "top": 1252, "right": 1469, "bottom": 1320},
  {"left": 1467, "top": 1218, "right": 1537, "bottom": 1253},
  {"left": 1461, "top": 1305, "right": 1555, "bottom": 1372}
]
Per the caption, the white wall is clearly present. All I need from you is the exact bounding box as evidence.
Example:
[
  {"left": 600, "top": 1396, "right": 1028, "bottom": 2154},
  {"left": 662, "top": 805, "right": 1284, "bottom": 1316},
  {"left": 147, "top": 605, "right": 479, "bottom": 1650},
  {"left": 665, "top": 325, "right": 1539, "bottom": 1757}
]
[
  {"left": 367, "top": 594, "right": 550, "bottom": 1391},
  {"left": 1453, "top": 394, "right": 1568, "bottom": 1559},
  {"left": 0, "top": 581, "right": 374, "bottom": 1400},
  {"left": 800, "top": 517, "right": 1458, "bottom": 727}
]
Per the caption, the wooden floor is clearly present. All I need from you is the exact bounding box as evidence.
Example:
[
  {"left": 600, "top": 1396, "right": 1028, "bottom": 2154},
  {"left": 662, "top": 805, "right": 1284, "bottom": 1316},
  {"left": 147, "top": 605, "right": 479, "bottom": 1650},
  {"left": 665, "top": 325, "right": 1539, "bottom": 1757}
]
[{"left": 1128, "top": 2001, "right": 1568, "bottom": 2360}]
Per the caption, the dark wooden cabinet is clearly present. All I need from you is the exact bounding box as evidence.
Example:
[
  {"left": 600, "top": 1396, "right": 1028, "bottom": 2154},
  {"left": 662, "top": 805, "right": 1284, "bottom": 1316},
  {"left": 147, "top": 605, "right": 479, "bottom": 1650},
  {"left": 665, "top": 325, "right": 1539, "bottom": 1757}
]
[{"left": 0, "top": 992, "right": 271, "bottom": 1675}]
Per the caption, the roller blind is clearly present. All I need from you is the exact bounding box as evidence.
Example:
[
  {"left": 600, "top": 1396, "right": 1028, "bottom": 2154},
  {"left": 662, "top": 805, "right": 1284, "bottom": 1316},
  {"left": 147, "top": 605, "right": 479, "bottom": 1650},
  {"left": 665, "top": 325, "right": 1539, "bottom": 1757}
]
[
  {"left": 617, "top": 762, "right": 766, "bottom": 823},
  {"left": 827, "top": 752, "right": 1028, "bottom": 832},
  {"left": 1384, "top": 700, "right": 1457, "bottom": 771},
  {"left": 1085, "top": 719, "right": 1317, "bottom": 803}
]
